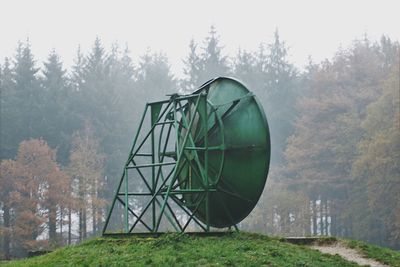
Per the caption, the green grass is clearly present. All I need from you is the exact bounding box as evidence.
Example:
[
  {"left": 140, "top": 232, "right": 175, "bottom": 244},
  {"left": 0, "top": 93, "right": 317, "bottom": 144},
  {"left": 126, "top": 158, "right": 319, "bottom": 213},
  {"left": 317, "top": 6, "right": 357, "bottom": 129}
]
[
  {"left": 344, "top": 239, "right": 400, "bottom": 267},
  {"left": 1, "top": 233, "right": 396, "bottom": 267}
]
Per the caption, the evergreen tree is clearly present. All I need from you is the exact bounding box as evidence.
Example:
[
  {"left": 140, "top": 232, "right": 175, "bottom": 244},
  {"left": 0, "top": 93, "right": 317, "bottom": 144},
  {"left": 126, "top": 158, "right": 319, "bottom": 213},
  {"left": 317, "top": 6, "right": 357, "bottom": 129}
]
[
  {"left": 182, "top": 26, "right": 230, "bottom": 90},
  {"left": 199, "top": 26, "right": 230, "bottom": 82},
  {"left": 102, "top": 43, "right": 137, "bottom": 206},
  {"left": 1, "top": 41, "right": 44, "bottom": 161},
  {"left": 41, "top": 50, "right": 73, "bottom": 164},
  {"left": 264, "top": 29, "right": 298, "bottom": 164},
  {"left": 13, "top": 40, "right": 41, "bottom": 140},
  {"left": 74, "top": 38, "right": 115, "bottom": 167},
  {"left": 70, "top": 46, "right": 86, "bottom": 92},
  {"left": 182, "top": 39, "right": 202, "bottom": 92},
  {"left": 136, "top": 50, "right": 176, "bottom": 100},
  {"left": 0, "top": 58, "right": 16, "bottom": 159},
  {"left": 233, "top": 49, "right": 257, "bottom": 88}
]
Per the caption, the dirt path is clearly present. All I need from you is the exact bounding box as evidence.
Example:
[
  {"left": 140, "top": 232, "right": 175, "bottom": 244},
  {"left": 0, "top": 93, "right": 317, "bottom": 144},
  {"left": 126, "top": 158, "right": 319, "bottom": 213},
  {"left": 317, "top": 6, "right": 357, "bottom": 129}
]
[{"left": 311, "top": 243, "right": 389, "bottom": 267}]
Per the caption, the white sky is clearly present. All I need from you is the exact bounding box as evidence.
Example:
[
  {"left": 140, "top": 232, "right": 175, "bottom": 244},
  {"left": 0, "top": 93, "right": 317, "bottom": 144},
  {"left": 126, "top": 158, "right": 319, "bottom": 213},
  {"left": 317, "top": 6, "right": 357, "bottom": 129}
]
[{"left": 1, "top": 0, "right": 399, "bottom": 77}]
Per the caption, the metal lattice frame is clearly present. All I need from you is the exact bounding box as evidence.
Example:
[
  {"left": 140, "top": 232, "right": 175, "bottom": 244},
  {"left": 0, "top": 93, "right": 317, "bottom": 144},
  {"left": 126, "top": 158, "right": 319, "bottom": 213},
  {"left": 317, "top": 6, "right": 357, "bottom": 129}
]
[{"left": 102, "top": 91, "right": 238, "bottom": 234}]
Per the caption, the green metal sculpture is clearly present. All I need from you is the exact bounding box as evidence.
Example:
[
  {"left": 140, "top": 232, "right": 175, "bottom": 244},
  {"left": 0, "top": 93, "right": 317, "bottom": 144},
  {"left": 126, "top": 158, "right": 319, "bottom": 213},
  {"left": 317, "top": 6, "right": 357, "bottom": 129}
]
[{"left": 102, "top": 77, "right": 270, "bottom": 234}]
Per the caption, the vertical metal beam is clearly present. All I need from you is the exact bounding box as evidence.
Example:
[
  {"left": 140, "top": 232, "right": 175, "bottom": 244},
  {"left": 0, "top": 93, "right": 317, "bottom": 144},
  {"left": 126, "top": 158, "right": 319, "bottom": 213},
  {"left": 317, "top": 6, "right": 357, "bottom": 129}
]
[
  {"left": 124, "top": 168, "right": 129, "bottom": 233},
  {"left": 200, "top": 94, "right": 210, "bottom": 232},
  {"left": 150, "top": 105, "right": 157, "bottom": 231}
]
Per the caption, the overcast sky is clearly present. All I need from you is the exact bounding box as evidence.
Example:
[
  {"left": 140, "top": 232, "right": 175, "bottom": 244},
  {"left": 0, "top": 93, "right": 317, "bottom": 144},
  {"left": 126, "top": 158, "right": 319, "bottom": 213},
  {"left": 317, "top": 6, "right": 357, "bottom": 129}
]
[{"left": 1, "top": 0, "right": 399, "bottom": 77}]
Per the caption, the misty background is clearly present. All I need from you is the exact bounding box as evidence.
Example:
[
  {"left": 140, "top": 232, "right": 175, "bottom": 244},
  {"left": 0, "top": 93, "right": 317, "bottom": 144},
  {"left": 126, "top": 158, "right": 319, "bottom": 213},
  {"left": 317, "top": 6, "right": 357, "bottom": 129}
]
[{"left": 1, "top": 0, "right": 399, "bottom": 259}]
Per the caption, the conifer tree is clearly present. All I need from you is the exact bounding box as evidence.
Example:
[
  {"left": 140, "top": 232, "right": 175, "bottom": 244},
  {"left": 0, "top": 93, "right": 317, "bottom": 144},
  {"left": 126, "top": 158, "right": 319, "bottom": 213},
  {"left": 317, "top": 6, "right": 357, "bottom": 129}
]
[
  {"left": 41, "top": 50, "right": 72, "bottom": 164},
  {"left": 200, "top": 26, "right": 230, "bottom": 82},
  {"left": 0, "top": 41, "right": 41, "bottom": 161},
  {"left": 264, "top": 29, "right": 298, "bottom": 164},
  {"left": 136, "top": 50, "right": 176, "bottom": 99},
  {"left": 182, "top": 26, "right": 230, "bottom": 90},
  {"left": 0, "top": 58, "right": 16, "bottom": 160},
  {"left": 182, "top": 39, "right": 202, "bottom": 92},
  {"left": 13, "top": 41, "right": 41, "bottom": 140},
  {"left": 233, "top": 49, "right": 257, "bottom": 88}
]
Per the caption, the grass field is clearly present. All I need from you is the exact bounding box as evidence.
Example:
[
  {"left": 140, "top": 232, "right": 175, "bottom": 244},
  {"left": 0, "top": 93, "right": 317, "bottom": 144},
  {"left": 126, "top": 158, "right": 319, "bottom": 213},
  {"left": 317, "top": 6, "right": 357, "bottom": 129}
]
[{"left": 2, "top": 232, "right": 399, "bottom": 266}]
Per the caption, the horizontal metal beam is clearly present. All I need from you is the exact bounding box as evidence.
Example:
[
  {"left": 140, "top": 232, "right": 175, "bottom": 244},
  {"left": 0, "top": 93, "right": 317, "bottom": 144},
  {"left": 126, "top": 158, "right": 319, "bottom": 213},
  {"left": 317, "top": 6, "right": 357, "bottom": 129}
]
[
  {"left": 118, "top": 189, "right": 217, "bottom": 196},
  {"left": 126, "top": 161, "right": 176, "bottom": 169},
  {"left": 148, "top": 93, "right": 203, "bottom": 105},
  {"left": 155, "top": 121, "right": 174, "bottom": 126},
  {"left": 184, "top": 145, "right": 224, "bottom": 151},
  {"left": 135, "top": 153, "right": 153, "bottom": 157}
]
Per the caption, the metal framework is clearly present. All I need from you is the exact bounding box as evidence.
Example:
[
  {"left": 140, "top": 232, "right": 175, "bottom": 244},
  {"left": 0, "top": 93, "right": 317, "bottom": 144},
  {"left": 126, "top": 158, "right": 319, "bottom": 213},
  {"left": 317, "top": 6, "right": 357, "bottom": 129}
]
[{"left": 102, "top": 91, "right": 237, "bottom": 234}]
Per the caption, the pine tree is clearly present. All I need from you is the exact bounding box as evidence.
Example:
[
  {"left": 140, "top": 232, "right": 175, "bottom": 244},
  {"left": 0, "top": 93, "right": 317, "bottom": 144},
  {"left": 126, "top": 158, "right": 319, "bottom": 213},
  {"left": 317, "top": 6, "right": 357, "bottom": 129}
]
[
  {"left": 233, "top": 49, "right": 257, "bottom": 88},
  {"left": 71, "top": 46, "right": 86, "bottom": 92},
  {"left": 182, "top": 39, "right": 202, "bottom": 92},
  {"left": 73, "top": 38, "right": 115, "bottom": 176},
  {"left": 264, "top": 29, "right": 298, "bottom": 164},
  {"left": 0, "top": 58, "right": 16, "bottom": 160},
  {"left": 41, "top": 50, "right": 72, "bottom": 164},
  {"left": 136, "top": 50, "right": 176, "bottom": 100},
  {"left": 182, "top": 26, "right": 230, "bottom": 90},
  {"left": 13, "top": 40, "right": 41, "bottom": 140},
  {"left": 200, "top": 26, "right": 230, "bottom": 82}
]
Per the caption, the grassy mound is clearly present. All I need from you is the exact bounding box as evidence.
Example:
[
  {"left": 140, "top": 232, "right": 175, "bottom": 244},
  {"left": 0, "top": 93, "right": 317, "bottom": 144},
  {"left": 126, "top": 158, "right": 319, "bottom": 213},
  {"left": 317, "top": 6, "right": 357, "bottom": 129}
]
[{"left": 2, "top": 233, "right": 399, "bottom": 266}]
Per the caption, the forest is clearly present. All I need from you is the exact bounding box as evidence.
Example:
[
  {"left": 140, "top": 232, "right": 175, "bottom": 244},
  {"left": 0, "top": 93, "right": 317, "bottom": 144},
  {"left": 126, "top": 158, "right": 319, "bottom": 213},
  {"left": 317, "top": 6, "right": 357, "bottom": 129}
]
[{"left": 0, "top": 27, "right": 399, "bottom": 259}]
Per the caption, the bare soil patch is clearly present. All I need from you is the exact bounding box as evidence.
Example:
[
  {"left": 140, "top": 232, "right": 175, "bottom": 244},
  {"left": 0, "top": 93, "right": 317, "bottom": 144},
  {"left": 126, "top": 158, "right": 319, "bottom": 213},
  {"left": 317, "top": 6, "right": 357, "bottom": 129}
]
[{"left": 312, "top": 243, "right": 389, "bottom": 267}]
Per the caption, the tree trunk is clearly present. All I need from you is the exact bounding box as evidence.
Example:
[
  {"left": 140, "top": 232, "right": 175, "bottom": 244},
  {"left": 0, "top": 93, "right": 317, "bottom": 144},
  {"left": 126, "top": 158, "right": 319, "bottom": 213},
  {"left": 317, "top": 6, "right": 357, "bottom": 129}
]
[
  {"left": 48, "top": 205, "right": 57, "bottom": 243},
  {"left": 59, "top": 207, "right": 63, "bottom": 245},
  {"left": 331, "top": 212, "right": 337, "bottom": 236},
  {"left": 92, "top": 179, "right": 97, "bottom": 235},
  {"left": 79, "top": 208, "right": 83, "bottom": 242},
  {"left": 68, "top": 207, "right": 72, "bottom": 245},
  {"left": 3, "top": 204, "right": 11, "bottom": 260},
  {"left": 83, "top": 209, "right": 87, "bottom": 239},
  {"left": 304, "top": 200, "right": 311, "bottom": 236},
  {"left": 324, "top": 199, "right": 329, "bottom": 235},
  {"left": 78, "top": 175, "right": 86, "bottom": 242},
  {"left": 312, "top": 200, "right": 317, "bottom": 235},
  {"left": 319, "top": 198, "right": 324, "bottom": 235},
  {"left": 92, "top": 204, "right": 96, "bottom": 235}
]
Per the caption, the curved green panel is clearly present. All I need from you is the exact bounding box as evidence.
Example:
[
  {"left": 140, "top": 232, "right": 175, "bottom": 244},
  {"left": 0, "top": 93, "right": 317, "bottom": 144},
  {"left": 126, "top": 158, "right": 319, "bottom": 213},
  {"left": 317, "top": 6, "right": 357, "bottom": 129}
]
[{"left": 178, "top": 77, "right": 271, "bottom": 228}]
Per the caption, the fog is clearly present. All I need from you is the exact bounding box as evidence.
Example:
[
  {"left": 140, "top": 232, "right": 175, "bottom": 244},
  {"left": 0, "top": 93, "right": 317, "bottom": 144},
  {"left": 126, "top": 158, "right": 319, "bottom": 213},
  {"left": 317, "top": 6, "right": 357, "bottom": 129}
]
[
  {"left": 1, "top": 0, "right": 399, "bottom": 76},
  {"left": 1, "top": 0, "right": 399, "bottom": 260}
]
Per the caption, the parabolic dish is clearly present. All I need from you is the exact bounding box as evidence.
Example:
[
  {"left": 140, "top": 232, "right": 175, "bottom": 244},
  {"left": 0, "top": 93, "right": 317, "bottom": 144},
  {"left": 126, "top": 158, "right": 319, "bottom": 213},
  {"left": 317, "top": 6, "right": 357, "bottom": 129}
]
[{"left": 178, "top": 77, "right": 271, "bottom": 228}]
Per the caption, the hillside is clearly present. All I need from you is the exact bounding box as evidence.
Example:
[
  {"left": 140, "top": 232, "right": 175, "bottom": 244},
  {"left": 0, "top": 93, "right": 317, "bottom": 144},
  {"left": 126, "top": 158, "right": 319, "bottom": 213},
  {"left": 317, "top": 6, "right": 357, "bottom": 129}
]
[{"left": 2, "top": 233, "right": 400, "bottom": 267}]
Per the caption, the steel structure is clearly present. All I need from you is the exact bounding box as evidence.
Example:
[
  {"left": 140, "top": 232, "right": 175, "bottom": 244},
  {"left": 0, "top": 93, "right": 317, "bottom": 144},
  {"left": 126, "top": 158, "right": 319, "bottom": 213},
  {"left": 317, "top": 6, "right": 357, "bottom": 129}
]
[{"left": 102, "top": 77, "right": 270, "bottom": 234}]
